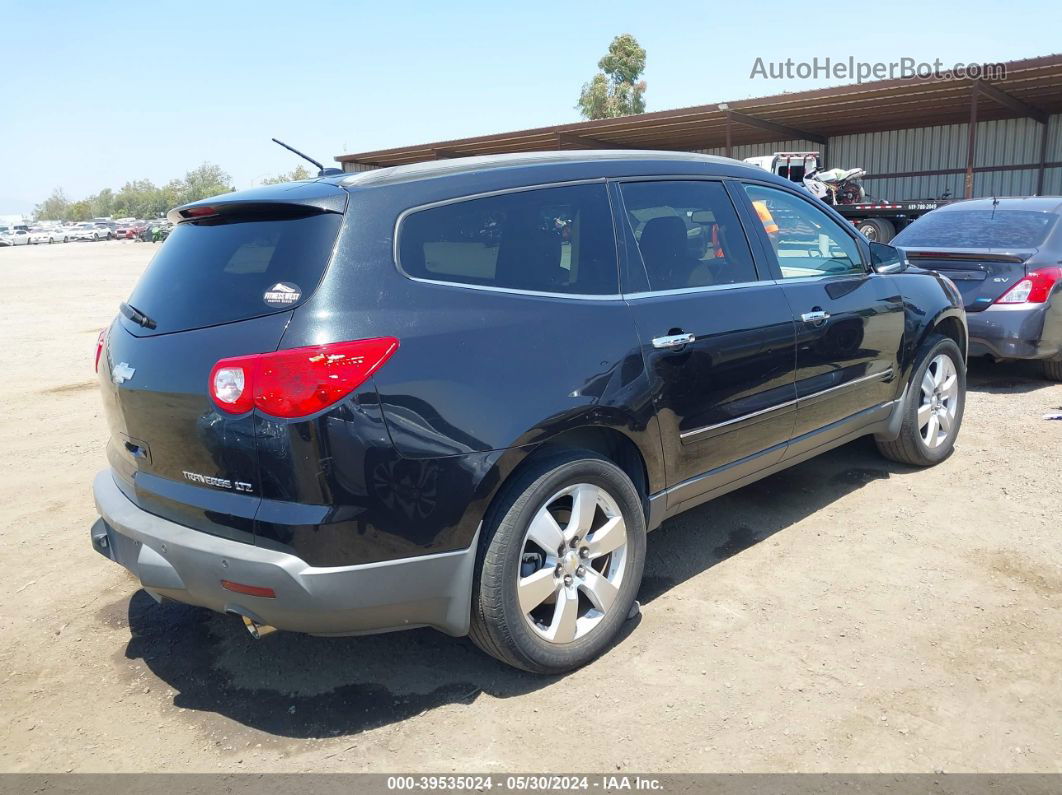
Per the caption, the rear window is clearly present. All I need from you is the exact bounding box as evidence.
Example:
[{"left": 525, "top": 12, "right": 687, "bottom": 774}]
[
  {"left": 125, "top": 211, "right": 342, "bottom": 334},
  {"left": 397, "top": 183, "right": 618, "bottom": 295},
  {"left": 894, "top": 209, "right": 1057, "bottom": 249}
]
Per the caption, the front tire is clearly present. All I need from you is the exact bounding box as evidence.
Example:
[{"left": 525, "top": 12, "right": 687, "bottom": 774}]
[
  {"left": 469, "top": 450, "right": 646, "bottom": 674},
  {"left": 1044, "top": 358, "right": 1062, "bottom": 382},
  {"left": 876, "top": 334, "right": 965, "bottom": 466}
]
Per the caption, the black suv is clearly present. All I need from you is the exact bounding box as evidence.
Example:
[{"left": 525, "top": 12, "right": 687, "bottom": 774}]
[{"left": 91, "top": 151, "right": 967, "bottom": 673}]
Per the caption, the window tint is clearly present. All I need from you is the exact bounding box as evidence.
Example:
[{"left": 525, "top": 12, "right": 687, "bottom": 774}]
[
  {"left": 744, "top": 184, "right": 865, "bottom": 278},
  {"left": 893, "top": 209, "right": 1056, "bottom": 249},
  {"left": 125, "top": 211, "right": 342, "bottom": 335},
  {"left": 619, "top": 180, "right": 756, "bottom": 291},
  {"left": 398, "top": 183, "right": 618, "bottom": 295}
]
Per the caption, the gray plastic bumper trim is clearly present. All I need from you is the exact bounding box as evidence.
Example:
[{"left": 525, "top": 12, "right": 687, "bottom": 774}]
[{"left": 91, "top": 470, "right": 479, "bottom": 637}]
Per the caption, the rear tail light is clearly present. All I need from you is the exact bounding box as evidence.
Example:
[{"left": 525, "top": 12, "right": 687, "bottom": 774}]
[
  {"left": 995, "top": 267, "right": 1062, "bottom": 305},
  {"left": 209, "top": 337, "right": 399, "bottom": 419},
  {"left": 94, "top": 329, "right": 106, "bottom": 372}
]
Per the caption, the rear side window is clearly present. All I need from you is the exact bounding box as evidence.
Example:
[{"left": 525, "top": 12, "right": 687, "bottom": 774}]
[
  {"left": 619, "top": 180, "right": 757, "bottom": 291},
  {"left": 397, "top": 183, "right": 618, "bottom": 295},
  {"left": 125, "top": 211, "right": 342, "bottom": 335},
  {"left": 893, "top": 209, "right": 1057, "bottom": 249}
]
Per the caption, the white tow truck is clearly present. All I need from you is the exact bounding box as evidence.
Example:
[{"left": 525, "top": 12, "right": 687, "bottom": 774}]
[{"left": 744, "top": 151, "right": 958, "bottom": 243}]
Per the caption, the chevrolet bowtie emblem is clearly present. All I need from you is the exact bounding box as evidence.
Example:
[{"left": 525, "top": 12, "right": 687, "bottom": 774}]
[{"left": 112, "top": 362, "right": 136, "bottom": 384}]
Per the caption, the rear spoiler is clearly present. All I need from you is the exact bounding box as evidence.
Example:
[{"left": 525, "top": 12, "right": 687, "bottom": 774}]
[
  {"left": 904, "top": 250, "right": 1029, "bottom": 264},
  {"left": 169, "top": 181, "right": 347, "bottom": 224}
]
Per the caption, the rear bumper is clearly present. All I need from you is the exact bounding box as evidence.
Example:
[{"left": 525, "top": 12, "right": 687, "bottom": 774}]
[
  {"left": 967, "top": 303, "right": 1061, "bottom": 360},
  {"left": 91, "top": 470, "right": 478, "bottom": 637}
]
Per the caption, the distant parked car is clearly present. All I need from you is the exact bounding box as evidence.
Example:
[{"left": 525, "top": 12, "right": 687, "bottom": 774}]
[
  {"left": 71, "top": 222, "right": 113, "bottom": 241},
  {"left": 0, "top": 226, "right": 31, "bottom": 246},
  {"left": 894, "top": 197, "right": 1062, "bottom": 381},
  {"left": 115, "top": 221, "right": 146, "bottom": 240},
  {"left": 29, "top": 227, "right": 68, "bottom": 244}
]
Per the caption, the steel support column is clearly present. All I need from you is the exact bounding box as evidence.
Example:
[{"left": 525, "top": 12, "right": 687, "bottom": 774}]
[
  {"left": 964, "top": 83, "right": 980, "bottom": 199},
  {"left": 1036, "top": 120, "right": 1050, "bottom": 195}
]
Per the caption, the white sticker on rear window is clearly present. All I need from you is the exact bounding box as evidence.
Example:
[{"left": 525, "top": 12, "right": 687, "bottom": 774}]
[{"left": 263, "top": 282, "right": 302, "bottom": 307}]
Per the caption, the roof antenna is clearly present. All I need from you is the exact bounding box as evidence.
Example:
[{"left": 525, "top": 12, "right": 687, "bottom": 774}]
[
  {"left": 271, "top": 138, "right": 343, "bottom": 177},
  {"left": 991, "top": 195, "right": 999, "bottom": 220}
]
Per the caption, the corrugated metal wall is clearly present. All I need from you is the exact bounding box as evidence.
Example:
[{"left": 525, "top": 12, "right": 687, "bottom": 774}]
[
  {"left": 830, "top": 125, "right": 969, "bottom": 200},
  {"left": 703, "top": 114, "right": 1062, "bottom": 201},
  {"left": 694, "top": 139, "right": 824, "bottom": 161},
  {"left": 343, "top": 113, "right": 1062, "bottom": 197},
  {"left": 831, "top": 116, "right": 1062, "bottom": 199}
]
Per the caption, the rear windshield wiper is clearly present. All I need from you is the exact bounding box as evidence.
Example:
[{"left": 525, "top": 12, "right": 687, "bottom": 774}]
[{"left": 120, "top": 302, "right": 157, "bottom": 330}]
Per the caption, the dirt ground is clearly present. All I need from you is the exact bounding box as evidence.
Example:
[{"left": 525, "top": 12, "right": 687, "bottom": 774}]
[{"left": 1, "top": 240, "right": 1060, "bottom": 774}]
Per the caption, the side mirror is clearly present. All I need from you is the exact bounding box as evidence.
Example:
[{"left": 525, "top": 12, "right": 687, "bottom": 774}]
[{"left": 869, "top": 241, "right": 907, "bottom": 274}]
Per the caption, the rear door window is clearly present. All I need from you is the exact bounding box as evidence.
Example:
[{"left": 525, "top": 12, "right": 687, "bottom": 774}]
[
  {"left": 397, "top": 183, "right": 618, "bottom": 295},
  {"left": 893, "top": 209, "right": 1056, "bottom": 249},
  {"left": 618, "top": 180, "right": 757, "bottom": 291},
  {"left": 125, "top": 210, "right": 342, "bottom": 335}
]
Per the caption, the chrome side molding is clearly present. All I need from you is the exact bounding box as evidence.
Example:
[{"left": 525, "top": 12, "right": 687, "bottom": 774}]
[{"left": 680, "top": 368, "right": 895, "bottom": 441}]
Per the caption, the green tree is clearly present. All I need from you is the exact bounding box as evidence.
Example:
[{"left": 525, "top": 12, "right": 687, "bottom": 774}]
[
  {"left": 175, "top": 163, "right": 233, "bottom": 206},
  {"left": 577, "top": 34, "right": 647, "bottom": 120},
  {"left": 87, "top": 188, "right": 115, "bottom": 219},
  {"left": 261, "top": 164, "right": 312, "bottom": 185},
  {"left": 66, "top": 200, "right": 92, "bottom": 222},
  {"left": 34, "top": 188, "right": 70, "bottom": 221},
  {"left": 32, "top": 161, "right": 234, "bottom": 222},
  {"left": 114, "top": 179, "right": 168, "bottom": 219}
]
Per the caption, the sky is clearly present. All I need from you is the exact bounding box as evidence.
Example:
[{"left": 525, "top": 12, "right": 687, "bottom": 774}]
[{"left": 1, "top": 0, "right": 1059, "bottom": 214}]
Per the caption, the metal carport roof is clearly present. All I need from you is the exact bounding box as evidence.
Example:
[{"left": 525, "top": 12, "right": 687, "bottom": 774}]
[{"left": 336, "top": 53, "right": 1062, "bottom": 181}]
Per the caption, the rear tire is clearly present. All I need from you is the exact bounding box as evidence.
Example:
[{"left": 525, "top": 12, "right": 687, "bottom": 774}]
[
  {"left": 469, "top": 450, "right": 646, "bottom": 674},
  {"left": 876, "top": 334, "right": 965, "bottom": 466},
  {"left": 857, "top": 217, "right": 897, "bottom": 243},
  {"left": 1044, "top": 358, "right": 1062, "bottom": 382}
]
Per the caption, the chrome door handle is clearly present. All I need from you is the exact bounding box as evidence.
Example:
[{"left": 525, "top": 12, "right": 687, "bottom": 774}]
[
  {"left": 800, "top": 310, "right": 831, "bottom": 324},
  {"left": 652, "top": 332, "right": 695, "bottom": 349}
]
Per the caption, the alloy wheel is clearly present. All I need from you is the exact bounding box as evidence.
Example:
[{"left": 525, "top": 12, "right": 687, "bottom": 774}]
[
  {"left": 918, "top": 353, "right": 959, "bottom": 448},
  {"left": 517, "top": 483, "right": 628, "bottom": 644}
]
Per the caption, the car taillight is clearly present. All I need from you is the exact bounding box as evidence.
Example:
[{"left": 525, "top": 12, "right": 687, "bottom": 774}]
[
  {"left": 94, "top": 329, "right": 106, "bottom": 372},
  {"left": 209, "top": 337, "right": 399, "bottom": 419},
  {"left": 995, "top": 267, "right": 1062, "bottom": 305}
]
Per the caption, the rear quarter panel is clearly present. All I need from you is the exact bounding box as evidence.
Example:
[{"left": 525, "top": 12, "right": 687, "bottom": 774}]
[
  {"left": 892, "top": 266, "right": 968, "bottom": 377},
  {"left": 276, "top": 182, "right": 664, "bottom": 558}
]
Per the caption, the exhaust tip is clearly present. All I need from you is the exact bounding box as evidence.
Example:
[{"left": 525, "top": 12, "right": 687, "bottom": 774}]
[{"left": 240, "top": 614, "right": 277, "bottom": 640}]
